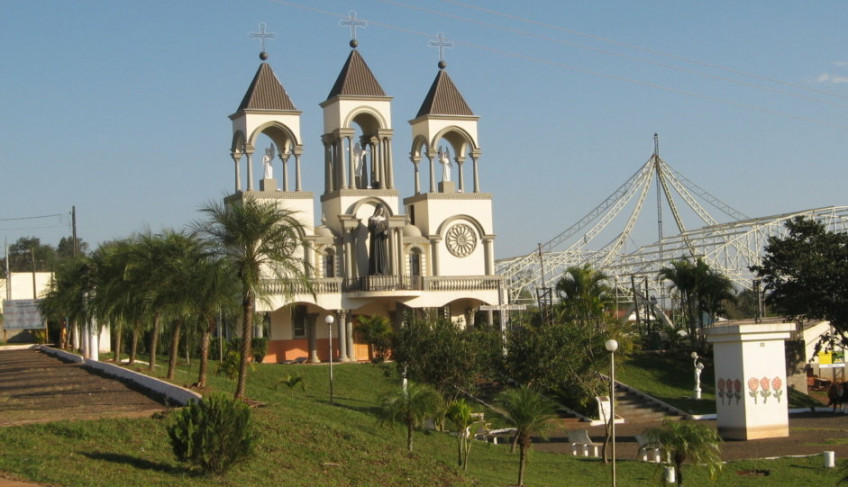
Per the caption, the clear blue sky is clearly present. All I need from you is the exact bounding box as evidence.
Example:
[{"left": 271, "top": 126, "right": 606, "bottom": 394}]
[{"left": 2, "top": 1, "right": 847, "bottom": 259}]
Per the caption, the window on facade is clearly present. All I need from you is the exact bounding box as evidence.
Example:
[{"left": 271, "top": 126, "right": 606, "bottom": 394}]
[
  {"left": 292, "top": 305, "right": 307, "bottom": 339},
  {"left": 324, "top": 250, "right": 335, "bottom": 278},
  {"left": 409, "top": 248, "right": 421, "bottom": 276}
]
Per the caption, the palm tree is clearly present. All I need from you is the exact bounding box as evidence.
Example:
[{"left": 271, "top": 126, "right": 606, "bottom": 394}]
[
  {"left": 378, "top": 382, "right": 442, "bottom": 452},
  {"left": 643, "top": 420, "right": 722, "bottom": 486},
  {"left": 39, "top": 255, "right": 95, "bottom": 355},
  {"left": 659, "top": 258, "right": 734, "bottom": 351},
  {"left": 555, "top": 263, "right": 613, "bottom": 328},
  {"left": 494, "top": 387, "right": 557, "bottom": 486},
  {"left": 355, "top": 315, "right": 393, "bottom": 363},
  {"left": 446, "top": 398, "right": 480, "bottom": 471},
  {"left": 198, "top": 198, "right": 312, "bottom": 399},
  {"left": 191, "top": 254, "right": 238, "bottom": 388}
]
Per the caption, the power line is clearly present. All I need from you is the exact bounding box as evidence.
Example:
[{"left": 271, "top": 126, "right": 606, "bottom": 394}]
[
  {"left": 267, "top": 0, "right": 848, "bottom": 131},
  {"left": 0, "top": 213, "right": 64, "bottom": 222}
]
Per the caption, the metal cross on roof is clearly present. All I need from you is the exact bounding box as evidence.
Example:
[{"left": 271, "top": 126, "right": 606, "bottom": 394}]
[
  {"left": 428, "top": 32, "right": 454, "bottom": 68},
  {"left": 249, "top": 22, "right": 277, "bottom": 53},
  {"left": 340, "top": 11, "right": 367, "bottom": 43}
]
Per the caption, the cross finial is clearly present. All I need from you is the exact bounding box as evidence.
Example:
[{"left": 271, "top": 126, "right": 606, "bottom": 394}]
[
  {"left": 249, "top": 22, "right": 277, "bottom": 60},
  {"left": 340, "top": 11, "right": 367, "bottom": 48},
  {"left": 428, "top": 32, "right": 454, "bottom": 69}
]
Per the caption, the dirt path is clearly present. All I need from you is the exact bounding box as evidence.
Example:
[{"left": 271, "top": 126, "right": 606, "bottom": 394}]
[{"left": 0, "top": 349, "right": 167, "bottom": 426}]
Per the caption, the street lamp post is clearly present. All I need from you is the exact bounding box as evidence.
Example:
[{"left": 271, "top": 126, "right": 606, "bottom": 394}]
[
  {"left": 605, "top": 338, "right": 619, "bottom": 487},
  {"left": 326, "top": 314, "right": 335, "bottom": 404}
]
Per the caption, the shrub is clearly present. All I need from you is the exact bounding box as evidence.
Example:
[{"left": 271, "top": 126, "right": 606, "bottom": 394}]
[{"left": 167, "top": 393, "right": 256, "bottom": 475}]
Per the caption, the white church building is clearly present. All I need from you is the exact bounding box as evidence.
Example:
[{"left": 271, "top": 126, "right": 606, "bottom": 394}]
[{"left": 226, "top": 34, "right": 501, "bottom": 363}]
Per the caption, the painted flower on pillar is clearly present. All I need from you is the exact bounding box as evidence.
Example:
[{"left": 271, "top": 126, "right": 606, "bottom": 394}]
[
  {"left": 717, "top": 378, "right": 726, "bottom": 405},
  {"left": 748, "top": 377, "right": 760, "bottom": 404},
  {"left": 772, "top": 377, "right": 783, "bottom": 403},
  {"left": 734, "top": 379, "right": 742, "bottom": 405},
  {"left": 760, "top": 376, "right": 772, "bottom": 403}
]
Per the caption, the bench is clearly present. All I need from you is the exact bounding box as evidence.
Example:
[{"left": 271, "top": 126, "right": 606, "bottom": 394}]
[
  {"left": 634, "top": 434, "right": 661, "bottom": 462},
  {"left": 590, "top": 395, "right": 625, "bottom": 426},
  {"left": 567, "top": 429, "right": 599, "bottom": 457}
]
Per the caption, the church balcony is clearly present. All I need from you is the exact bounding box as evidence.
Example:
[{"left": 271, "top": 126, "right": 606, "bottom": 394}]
[{"left": 260, "top": 275, "right": 502, "bottom": 301}]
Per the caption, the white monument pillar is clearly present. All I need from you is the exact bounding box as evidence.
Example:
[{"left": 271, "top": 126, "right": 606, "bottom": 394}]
[{"left": 707, "top": 323, "right": 795, "bottom": 440}]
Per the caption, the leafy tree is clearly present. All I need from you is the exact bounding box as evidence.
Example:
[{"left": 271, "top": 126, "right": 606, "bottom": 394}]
[
  {"left": 393, "top": 317, "right": 501, "bottom": 400},
  {"left": 643, "top": 420, "right": 722, "bottom": 486},
  {"left": 751, "top": 216, "right": 848, "bottom": 348},
  {"left": 191, "top": 256, "right": 238, "bottom": 388},
  {"left": 57, "top": 236, "right": 89, "bottom": 260},
  {"left": 199, "top": 198, "right": 312, "bottom": 399},
  {"left": 5, "top": 237, "right": 57, "bottom": 274},
  {"left": 354, "top": 315, "right": 393, "bottom": 363},
  {"left": 378, "top": 382, "right": 443, "bottom": 452},
  {"left": 493, "top": 387, "right": 557, "bottom": 487}
]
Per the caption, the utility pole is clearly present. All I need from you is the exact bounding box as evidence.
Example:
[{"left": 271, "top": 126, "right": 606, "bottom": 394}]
[{"left": 71, "top": 206, "right": 78, "bottom": 257}]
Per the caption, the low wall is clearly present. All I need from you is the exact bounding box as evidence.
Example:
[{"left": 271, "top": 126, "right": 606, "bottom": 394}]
[{"left": 37, "top": 346, "right": 201, "bottom": 406}]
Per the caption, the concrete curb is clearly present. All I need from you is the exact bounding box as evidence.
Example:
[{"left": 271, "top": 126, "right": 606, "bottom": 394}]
[{"left": 37, "top": 346, "right": 201, "bottom": 406}]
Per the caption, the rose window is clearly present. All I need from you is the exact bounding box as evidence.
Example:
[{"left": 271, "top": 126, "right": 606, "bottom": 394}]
[{"left": 446, "top": 224, "right": 477, "bottom": 257}]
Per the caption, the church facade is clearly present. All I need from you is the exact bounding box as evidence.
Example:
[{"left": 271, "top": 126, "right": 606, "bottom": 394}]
[{"left": 226, "top": 38, "right": 501, "bottom": 363}]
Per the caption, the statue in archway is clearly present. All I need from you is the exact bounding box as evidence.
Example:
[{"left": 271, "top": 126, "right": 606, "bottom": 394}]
[
  {"left": 368, "top": 206, "right": 389, "bottom": 275},
  {"left": 439, "top": 146, "right": 452, "bottom": 182},
  {"left": 262, "top": 143, "right": 275, "bottom": 179}
]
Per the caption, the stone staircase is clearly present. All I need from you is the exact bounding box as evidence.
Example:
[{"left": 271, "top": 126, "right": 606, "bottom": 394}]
[{"left": 612, "top": 383, "right": 686, "bottom": 423}]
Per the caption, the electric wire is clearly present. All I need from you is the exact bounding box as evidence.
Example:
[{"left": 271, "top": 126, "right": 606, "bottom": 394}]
[{"left": 266, "top": 0, "right": 848, "bottom": 131}]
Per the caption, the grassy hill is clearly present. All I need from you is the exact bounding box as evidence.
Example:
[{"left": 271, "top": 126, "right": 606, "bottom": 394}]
[{"left": 0, "top": 356, "right": 839, "bottom": 486}]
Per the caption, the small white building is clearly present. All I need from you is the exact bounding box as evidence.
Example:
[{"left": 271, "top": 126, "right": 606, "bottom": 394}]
[
  {"left": 226, "top": 39, "right": 502, "bottom": 363},
  {"left": 1, "top": 271, "right": 53, "bottom": 343}
]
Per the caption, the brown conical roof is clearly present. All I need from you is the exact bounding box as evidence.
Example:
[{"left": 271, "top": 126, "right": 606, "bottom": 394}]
[
  {"left": 236, "top": 63, "right": 297, "bottom": 111},
  {"left": 416, "top": 70, "right": 473, "bottom": 117},
  {"left": 326, "top": 49, "right": 386, "bottom": 98}
]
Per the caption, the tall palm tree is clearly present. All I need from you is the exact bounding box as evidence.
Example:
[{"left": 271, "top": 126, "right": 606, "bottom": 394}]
[
  {"left": 190, "top": 254, "right": 238, "bottom": 388},
  {"left": 378, "top": 382, "right": 443, "bottom": 452},
  {"left": 659, "top": 258, "right": 734, "bottom": 351},
  {"left": 198, "top": 198, "right": 312, "bottom": 399},
  {"left": 494, "top": 387, "right": 557, "bottom": 487},
  {"left": 555, "top": 263, "right": 613, "bottom": 328},
  {"left": 644, "top": 420, "right": 722, "bottom": 486},
  {"left": 39, "top": 255, "right": 95, "bottom": 355}
]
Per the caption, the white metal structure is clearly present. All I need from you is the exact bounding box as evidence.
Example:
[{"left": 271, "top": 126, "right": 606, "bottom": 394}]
[{"left": 497, "top": 135, "right": 848, "bottom": 305}]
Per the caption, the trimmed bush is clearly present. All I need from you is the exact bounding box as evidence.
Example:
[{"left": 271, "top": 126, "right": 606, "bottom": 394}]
[{"left": 167, "top": 393, "right": 256, "bottom": 475}]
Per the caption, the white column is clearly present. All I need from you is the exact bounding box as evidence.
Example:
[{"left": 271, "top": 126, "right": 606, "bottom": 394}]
[
  {"left": 345, "top": 312, "right": 356, "bottom": 362},
  {"left": 428, "top": 150, "right": 436, "bottom": 192},
  {"left": 456, "top": 157, "right": 465, "bottom": 192},
  {"left": 385, "top": 137, "right": 394, "bottom": 189},
  {"left": 246, "top": 152, "right": 254, "bottom": 191},
  {"left": 295, "top": 150, "right": 303, "bottom": 191},
  {"left": 232, "top": 153, "right": 242, "bottom": 192},
  {"left": 281, "top": 152, "right": 289, "bottom": 191},
  {"left": 471, "top": 153, "right": 480, "bottom": 193},
  {"left": 412, "top": 157, "right": 421, "bottom": 194},
  {"left": 337, "top": 310, "right": 349, "bottom": 362}
]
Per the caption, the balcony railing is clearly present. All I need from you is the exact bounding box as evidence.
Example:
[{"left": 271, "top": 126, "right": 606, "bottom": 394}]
[{"left": 261, "top": 275, "right": 502, "bottom": 295}]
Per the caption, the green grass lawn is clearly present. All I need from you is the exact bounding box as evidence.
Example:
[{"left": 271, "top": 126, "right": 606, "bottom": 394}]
[{"left": 0, "top": 356, "right": 841, "bottom": 486}]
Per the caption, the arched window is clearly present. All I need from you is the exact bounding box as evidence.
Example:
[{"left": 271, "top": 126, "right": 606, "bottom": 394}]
[
  {"left": 324, "top": 249, "right": 335, "bottom": 278},
  {"left": 409, "top": 248, "right": 421, "bottom": 277}
]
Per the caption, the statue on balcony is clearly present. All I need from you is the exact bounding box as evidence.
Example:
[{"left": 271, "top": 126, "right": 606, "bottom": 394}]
[
  {"left": 368, "top": 206, "right": 389, "bottom": 275},
  {"left": 262, "top": 143, "right": 275, "bottom": 179}
]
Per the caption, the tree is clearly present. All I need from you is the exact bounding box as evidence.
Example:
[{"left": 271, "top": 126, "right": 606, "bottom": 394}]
[
  {"left": 445, "top": 398, "right": 480, "bottom": 471},
  {"left": 39, "top": 255, "right": 96, "bottom": 353},
  {"left": 354, "top": 315, "right": 393, "bottom": 363},
  {"left": 378, "top": 382, "right": 442, "bottom": 452},
  {"left": 659, "top": 258, "right": 734, "bottom": 352},
  {"left": 199, "top": 198, "right": 312, "bottom": 399},
  {"left": 191, "top": 255, "right": 238, "bottom": 388},
  {"left": 555, "top": 264, "right": 613, "bottom": 328},
  {"left": 751, "top": 216, "right": 848, "bottom": 348},
  {"left": 493, "top": 387, "right": 557, "bottom": 487},
  {"left": 643, "top": 420, "right": 722, "bottom": 486},
  {"left": 393, "top": 317, "right": 501, "bottom": 400}
]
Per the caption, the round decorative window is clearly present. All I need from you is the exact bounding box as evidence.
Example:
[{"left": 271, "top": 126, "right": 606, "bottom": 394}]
[{"left": 446, "top": 223, "right": 477, "bottom": 257}]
